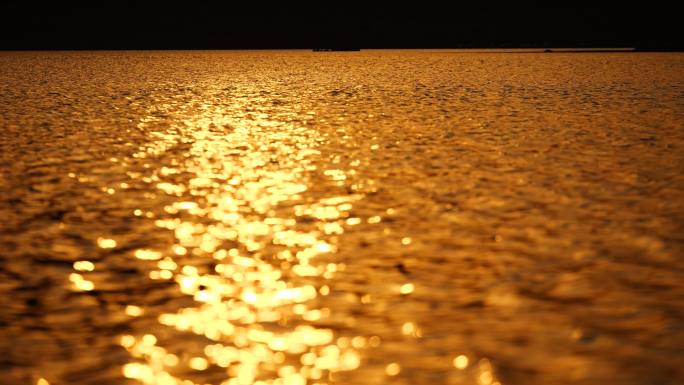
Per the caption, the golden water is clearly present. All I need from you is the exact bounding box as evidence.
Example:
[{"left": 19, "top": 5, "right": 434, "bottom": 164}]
[{"left": 1, "top": 50, "right": 683, "bottom": 385}]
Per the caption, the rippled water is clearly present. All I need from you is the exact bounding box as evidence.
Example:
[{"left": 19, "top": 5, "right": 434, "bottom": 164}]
[{"left": 1, "top": 50, "right": 684, "bottom": 385}]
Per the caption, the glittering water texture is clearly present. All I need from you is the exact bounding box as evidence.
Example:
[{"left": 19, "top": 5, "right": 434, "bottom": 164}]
[{"left": 1, "top": 50, "right": 684, "bottom": 385}]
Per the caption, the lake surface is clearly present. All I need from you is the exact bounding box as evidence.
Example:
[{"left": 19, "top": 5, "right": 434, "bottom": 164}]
[{"left": 1, "top": 50, "right": 684, "bottom": 385}]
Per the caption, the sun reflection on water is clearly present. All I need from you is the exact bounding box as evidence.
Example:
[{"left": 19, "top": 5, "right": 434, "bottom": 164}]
[{"left": 118, "top": 96, "right": 366, "bottom": 384}]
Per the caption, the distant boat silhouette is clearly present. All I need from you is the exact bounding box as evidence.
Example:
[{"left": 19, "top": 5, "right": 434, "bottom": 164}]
[{"left": 313, "top": 48, "right": 360, "bottom": 52}]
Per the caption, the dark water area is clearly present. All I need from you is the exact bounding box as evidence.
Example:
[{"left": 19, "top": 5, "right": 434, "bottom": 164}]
[{"left": 1, "top": 50, "right": 684, "bottom": 385}]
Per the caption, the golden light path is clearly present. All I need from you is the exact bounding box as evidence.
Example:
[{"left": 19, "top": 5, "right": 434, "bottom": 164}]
[
  {"left": 59, "top": 85, "right": 504, "bottom": 385},
  {"left": 111, "top": 90, "right": 369, "bottom": 385}
]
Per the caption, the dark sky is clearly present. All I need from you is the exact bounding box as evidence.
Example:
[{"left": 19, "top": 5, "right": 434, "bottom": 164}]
[{"left": 1, "top": 3, "right": 682, "bottom": 50}]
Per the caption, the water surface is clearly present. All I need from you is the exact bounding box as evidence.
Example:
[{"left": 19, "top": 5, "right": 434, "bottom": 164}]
[{"left": 1, "top": 50, "right": 684, "bottom": 385}]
